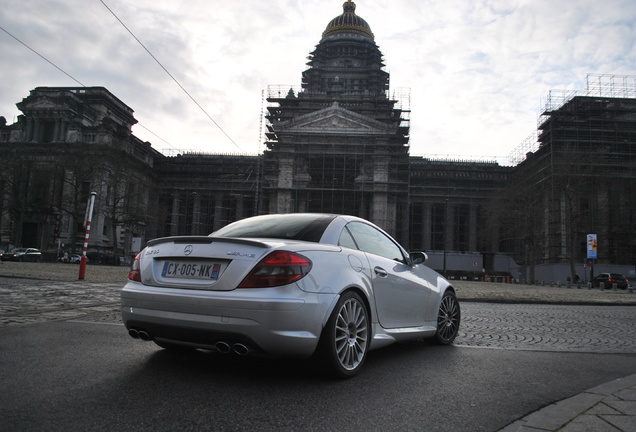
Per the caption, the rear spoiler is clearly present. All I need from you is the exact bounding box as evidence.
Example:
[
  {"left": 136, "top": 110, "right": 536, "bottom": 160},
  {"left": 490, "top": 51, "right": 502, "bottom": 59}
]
[{"left": 146, "top": 236, "right": 270, "bottom": 249}]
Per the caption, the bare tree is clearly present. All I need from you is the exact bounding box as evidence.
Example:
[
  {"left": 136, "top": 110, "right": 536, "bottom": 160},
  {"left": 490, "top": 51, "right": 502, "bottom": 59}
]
[
  {"left": 98, "top": 151, "right": 153, "bottom": 264},
  {"left": 484, "top": 161, "right": 546, "bottom": 283}
]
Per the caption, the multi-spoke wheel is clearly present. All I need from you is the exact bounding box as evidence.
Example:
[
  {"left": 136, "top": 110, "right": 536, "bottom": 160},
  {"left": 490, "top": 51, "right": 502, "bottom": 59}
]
[
  {"left": 317, "top": 291, "right": 369, "bottom": 378},
  {"left": 433, "top": 290, "right": 460, "bottom": 345}
]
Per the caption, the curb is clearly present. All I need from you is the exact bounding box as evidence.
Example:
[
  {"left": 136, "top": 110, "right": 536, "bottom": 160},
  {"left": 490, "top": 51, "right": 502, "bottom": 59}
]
[{"left": 498, "top": 373, "right": 636, "bottom": 431}]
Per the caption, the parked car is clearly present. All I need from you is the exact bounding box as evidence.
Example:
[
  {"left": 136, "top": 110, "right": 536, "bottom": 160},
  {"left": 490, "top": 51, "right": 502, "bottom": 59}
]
[
  {"left": 1, "top": 248, "right": 42, "bottom": 262},
  {"left": 592, "top": 273, "right": 629, "bottom": 289},
  {"left": 69, "top": 254, "right": 83, "bottom": 264},
  {"left": 59, "top": 253, "right": 88, "bottom": 264},
  {"left": 122, "top": 213, "right": 460, "bottom": 377}
]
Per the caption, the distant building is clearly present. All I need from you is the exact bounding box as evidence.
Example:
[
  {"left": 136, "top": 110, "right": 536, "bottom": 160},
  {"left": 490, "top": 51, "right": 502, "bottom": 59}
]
[
  {"left": 0, "top": 87, "right": 160, "bottom": 264},
  {"left": 503, "top": 86, "right": 636, "bottom": 282},
  {"left": 1, "top": 2, "right": 634, "bottom": 282}
]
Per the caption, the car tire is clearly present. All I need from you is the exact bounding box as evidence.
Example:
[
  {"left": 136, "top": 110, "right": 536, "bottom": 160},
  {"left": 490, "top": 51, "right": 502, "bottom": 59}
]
[
  {"left": 316, "top": 290, "right": 369, "bottom": 378},
  {"left": 432, "top": 290, "right": 460, "bottom": 345}
]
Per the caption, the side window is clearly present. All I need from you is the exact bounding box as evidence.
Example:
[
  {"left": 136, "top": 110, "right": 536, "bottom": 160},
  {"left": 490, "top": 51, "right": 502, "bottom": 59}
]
[
  {"left": 346, "top": 222, "right": 404, "bottom": 262},
  {"left": 338, "top": 228, "right": 358, "bottom": 250}
]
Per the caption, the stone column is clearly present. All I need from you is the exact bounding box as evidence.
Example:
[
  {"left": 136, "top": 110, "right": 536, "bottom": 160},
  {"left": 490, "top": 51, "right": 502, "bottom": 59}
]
[
  {"left": 372, "top": 155, "right": 390, "bottom": 231},
  {"left": 53, "top": 119, "right": 61, "bottom": 142},
  {"left": 234, "top": 194, "right": 244, "bottom": 220},
  {"left": 192, "top": 194, "right": 201, "bottom": 235},
  {"left": 445, "top": 203, "right": 455, "bottom": 251},
  {"left": 469, "top": 204, "right": 477, "bottom": 252},
  {"left": 276, "top": 157, "right": 294, "bottom": 213},
  {"left": 423, "top": 203, "right": 432, "bottom": 250},
  {"left": 170, "top": 195, "right": 179, "bottom": 236},
  {"left": 25, "top": 117, "right": 34, "bottom": 142},
  {"left": 31, "top": 118, "right": 40, "bottom": 142},
  {"left": 213, "top": 198, "right": 225, "bottom": 231}
]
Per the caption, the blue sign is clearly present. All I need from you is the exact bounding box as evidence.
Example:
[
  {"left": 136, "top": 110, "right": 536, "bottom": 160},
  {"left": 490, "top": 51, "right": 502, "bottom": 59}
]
[{"left": 587, "top": 234, "right": 598, "bottom": 259}]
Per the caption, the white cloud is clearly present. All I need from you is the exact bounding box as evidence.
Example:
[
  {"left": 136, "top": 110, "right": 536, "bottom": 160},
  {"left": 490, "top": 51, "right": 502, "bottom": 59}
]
[{"left": 1, "top": 0, "right": 634, "bottom": 159}]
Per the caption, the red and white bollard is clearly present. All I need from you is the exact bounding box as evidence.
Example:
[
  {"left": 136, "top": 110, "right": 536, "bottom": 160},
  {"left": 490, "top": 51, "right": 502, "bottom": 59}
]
[{"left": 78, "top": 192, "right": 97, "bottom": 280}]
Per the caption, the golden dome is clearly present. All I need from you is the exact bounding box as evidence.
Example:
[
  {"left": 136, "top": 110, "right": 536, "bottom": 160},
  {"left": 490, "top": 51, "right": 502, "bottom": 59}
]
[{"left": 322, "top": 1, "right": 374, "bottom": 40}]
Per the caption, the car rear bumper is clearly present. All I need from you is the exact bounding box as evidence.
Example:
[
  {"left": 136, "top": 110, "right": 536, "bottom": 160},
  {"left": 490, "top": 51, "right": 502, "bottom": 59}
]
[{"left": 121, "top": 281, "right": 339, "bottom": 358}]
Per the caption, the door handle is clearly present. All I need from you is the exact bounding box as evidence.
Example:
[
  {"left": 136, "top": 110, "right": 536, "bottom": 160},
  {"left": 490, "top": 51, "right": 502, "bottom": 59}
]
[{"left": 374, "top": 267, "right": 388, "bottom": 277}]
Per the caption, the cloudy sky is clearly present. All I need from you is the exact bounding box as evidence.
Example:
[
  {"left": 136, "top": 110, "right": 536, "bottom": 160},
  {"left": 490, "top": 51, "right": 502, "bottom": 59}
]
[{"left": 1, "top": 0, "right": 635, "bottom": 162}]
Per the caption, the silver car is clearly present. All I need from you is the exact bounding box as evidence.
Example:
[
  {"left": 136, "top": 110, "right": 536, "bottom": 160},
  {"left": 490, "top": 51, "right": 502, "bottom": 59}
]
[{"left": 121, "top": 213, "right": 460, "bottom": 377}]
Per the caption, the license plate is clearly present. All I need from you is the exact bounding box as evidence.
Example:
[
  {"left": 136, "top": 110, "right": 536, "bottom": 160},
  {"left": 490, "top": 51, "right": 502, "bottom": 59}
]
[{"left": 161, "top": 261, "right": 221, "bottom": 280}]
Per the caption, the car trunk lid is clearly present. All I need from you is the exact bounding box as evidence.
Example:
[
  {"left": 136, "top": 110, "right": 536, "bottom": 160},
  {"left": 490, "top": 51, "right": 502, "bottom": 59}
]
[{"left": 139, "top": 236, "right": 276, "bottom": 291}]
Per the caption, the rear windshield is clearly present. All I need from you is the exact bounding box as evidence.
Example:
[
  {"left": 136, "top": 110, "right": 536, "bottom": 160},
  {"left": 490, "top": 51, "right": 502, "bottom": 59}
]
[{"left": 212, "top": 214, "right": 337, "bottom": 243}]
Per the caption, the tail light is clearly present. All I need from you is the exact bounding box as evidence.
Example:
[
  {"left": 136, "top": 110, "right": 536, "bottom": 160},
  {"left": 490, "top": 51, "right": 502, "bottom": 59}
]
[
  {"left": 128, "top": 252, "right": 142, "bottom": 282},
  {"left": 238, "top": 250, "right": 312, "bottom": 288}
]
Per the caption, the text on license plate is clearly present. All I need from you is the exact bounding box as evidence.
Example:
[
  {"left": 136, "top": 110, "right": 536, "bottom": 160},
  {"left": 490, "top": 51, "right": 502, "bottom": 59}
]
[{"left": 162, "top": 262, "right": 221, "bottom": 280}]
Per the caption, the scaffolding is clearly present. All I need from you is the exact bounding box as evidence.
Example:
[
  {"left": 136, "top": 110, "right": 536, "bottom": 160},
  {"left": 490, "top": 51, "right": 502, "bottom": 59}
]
[
  {"left": 156, "top": 154, "right": 261, "bottom": 237},
  {"left": 540, "top": 74, "right": 636, "bottom": 115},
  {"left": 586, "top": 73, "right": 636, "bottom": 99},
  {"left": 507, "top": 132, "right": 539, "bottom": 166},
  {"left": 266, "top": 85, "right": 411, "bottom": 120},
  {"left": 264, "top": 81, "right": 411, "bottom": 240},
  {"left": 509, "top": 74, "right": 636, "bottom": 168},
  {"left": 414, "top": 154, "right": 504, "bottom": 166},
  {"left": 506, "top": 81, "right": 636, "bottom": 270}
]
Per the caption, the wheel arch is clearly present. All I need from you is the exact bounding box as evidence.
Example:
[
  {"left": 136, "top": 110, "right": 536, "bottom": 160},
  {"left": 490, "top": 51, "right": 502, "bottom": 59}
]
[
  {"left": 320, "top": 284, "right": 374, "bottom": 326},
  {"left": 443, "top": 285, "right": 456, "bottom": 296},
  {"left": 341, "top": 285, "right": 373, "bottom": 321}
]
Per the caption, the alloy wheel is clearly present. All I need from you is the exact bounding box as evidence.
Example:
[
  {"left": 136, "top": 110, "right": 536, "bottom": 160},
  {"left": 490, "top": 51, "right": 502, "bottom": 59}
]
[
  {"left": 436, "top": 291, "right": 460, "bottom": 344},
  {"left": 334, "top": 295, "right": 368, "bottom": 371}
]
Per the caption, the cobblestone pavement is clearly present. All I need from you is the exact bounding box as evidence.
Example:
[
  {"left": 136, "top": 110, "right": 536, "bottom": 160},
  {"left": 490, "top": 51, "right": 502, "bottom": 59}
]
[
  {"left": 1, "top": 265, "right": 635, "bottom": 354},
  {"left": 457, "top": 303, "right": 636, "bottom": 354},
  {"left": 0, "top": 278, "right": 122, "bottom": 327}
]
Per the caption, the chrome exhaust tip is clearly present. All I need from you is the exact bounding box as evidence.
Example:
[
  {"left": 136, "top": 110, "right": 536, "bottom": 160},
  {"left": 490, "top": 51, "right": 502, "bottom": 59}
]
[
  {"left": 215, "top": 341, "right": 231, "bottom": 354},
  {"left": 232, "top": 343, "right": 249, "bottom": 356},
  {"left": 128, "top": 328, "right": 140, "bottom": 339},
  {"left": 138, "top": 331, "right": 152, "bottom": 341}
]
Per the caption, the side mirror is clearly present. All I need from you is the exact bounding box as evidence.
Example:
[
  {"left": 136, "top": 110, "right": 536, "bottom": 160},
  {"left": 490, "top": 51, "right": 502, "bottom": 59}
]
[{"left": 409, "top": 251, "right": 427, "bottom": 265}]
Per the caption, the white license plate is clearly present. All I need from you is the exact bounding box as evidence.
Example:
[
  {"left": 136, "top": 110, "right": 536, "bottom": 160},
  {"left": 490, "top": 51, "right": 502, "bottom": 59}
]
[{"left": 161, "top": 261, "right": 221, "bottom": 280}]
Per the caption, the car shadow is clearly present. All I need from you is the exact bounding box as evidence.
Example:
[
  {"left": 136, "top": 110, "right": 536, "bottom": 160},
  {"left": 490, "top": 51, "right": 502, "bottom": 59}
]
[{"left": 128, "top": 337, "right": 458, "bottom": 384}]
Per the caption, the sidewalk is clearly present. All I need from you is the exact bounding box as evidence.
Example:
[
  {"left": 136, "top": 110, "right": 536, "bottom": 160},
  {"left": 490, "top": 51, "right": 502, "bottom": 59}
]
[
  {"left": 499, "top": 373, "right": 636, "bottom": 432},
  {"left": 456, "top": 279, "right": 636, "bottom": 306}
]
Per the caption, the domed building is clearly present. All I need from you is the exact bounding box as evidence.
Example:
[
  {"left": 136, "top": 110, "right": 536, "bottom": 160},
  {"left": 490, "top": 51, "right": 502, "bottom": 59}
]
[{"left": 264, "top": 1, "right": 411, "bottom": 242}]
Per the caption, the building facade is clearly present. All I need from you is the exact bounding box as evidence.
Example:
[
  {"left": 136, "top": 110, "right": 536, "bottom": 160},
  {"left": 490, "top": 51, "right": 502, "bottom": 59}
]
[
  {"left": 501, "top": 87, "right": 636, "bottom": 282},
  {"left": 0, "top": 87, "right": 160, "bottom": 264},
  {"left": 1, "top": 3, "right": 634, "bottom": 281}
]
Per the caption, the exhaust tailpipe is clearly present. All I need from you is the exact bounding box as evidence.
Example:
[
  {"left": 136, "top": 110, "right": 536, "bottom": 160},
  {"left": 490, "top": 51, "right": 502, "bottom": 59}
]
[
  {"left": 128, "top": 328, "right": 152, "bottom": 341},
  {"left": 215, "top": 341, "right": 231, "bottom": 354},
  {"left": 232, "top": 343, "right": 249, "bottom": 356},
  {"left": 138, "top": 331, "right": 152, "bottom": 341}
]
